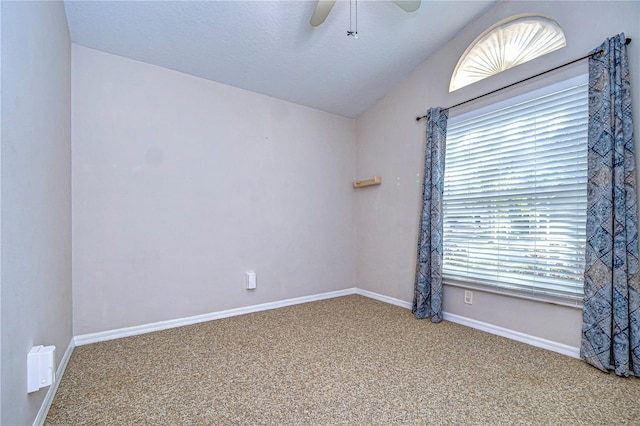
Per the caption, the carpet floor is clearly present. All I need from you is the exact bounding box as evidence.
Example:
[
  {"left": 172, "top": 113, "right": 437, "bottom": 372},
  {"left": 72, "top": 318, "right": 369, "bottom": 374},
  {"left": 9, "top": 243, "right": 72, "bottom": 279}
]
[{"left": 46, "top": 295, "right": 639, "bottom": 425}]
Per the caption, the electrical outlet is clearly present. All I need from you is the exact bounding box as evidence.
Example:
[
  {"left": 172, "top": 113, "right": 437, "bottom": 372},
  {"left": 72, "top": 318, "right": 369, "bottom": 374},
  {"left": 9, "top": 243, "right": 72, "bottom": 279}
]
[
  {"left": 245, "top": 271, "right": 257, "bottom": 290},
  {"left": 464, "top": 290, "right": 473, "bottom": 305}
]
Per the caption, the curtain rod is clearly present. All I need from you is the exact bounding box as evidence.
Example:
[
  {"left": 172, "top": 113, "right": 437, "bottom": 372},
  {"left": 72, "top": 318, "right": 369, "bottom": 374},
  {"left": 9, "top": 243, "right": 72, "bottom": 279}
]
[{"left": 416, "top": 37, "right": 632, "bottom": 122}]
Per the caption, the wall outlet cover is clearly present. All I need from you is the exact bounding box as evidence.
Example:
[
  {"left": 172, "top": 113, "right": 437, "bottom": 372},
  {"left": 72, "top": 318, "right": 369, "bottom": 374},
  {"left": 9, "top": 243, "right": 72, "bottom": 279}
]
[{"left": 245, "top": 271, "right": 257, "bottom": 290}]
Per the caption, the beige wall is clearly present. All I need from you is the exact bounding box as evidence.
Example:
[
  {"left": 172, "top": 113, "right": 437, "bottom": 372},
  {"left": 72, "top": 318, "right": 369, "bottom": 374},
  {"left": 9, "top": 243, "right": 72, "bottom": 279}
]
[
  {"left": 72, "top": 46, "right": 356, "bottom": 335},
  {"left": 1, "top": 2, "right": 72, "bottom": 425},
  {"left": 355, "top": 0, "right": 640, "bottom": 348}
]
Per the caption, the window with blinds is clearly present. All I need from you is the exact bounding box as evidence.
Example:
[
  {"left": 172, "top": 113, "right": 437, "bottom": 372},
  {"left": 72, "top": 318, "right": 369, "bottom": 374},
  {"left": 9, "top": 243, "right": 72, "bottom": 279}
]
[{"left": 443, "top": 76, "right": 588, "bottom": 303}]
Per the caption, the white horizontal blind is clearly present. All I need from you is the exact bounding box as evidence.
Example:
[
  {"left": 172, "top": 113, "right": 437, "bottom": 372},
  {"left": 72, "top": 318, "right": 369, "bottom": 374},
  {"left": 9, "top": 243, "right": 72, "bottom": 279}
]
[{"left": 443, "top": 81, "right": 588, "bottom": 302}]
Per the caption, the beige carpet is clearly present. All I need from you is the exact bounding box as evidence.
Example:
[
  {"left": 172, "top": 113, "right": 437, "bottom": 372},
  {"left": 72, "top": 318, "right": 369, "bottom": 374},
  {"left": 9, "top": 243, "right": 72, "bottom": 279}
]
[{"left": 46, "top": 295, "right": 639, "bottom": 425}]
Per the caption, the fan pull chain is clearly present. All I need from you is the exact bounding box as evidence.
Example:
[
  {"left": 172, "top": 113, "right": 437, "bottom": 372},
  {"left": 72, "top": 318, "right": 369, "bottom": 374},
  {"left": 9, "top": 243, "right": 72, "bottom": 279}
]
[{"left": 347, "top": 0, "right": 358, "bottom": 38}]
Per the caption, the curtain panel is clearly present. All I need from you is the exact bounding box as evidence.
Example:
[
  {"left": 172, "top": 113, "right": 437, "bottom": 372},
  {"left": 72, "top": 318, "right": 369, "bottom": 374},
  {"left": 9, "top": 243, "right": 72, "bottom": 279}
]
[
  {"left": 413, "top": 107, "right": 448, "bottom": 322},
  {"left": 581, "top": 33, "right": 640, "bottom": 377}
]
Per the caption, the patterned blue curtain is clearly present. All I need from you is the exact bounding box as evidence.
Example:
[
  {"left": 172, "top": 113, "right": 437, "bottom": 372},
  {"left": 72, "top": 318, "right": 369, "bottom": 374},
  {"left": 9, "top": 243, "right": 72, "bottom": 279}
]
[
  {"left": 581, "top": 33, "right": 640, "bottom": 377},
  {"left": 413, "top": 107, "right": 448, "bottom": 323}
]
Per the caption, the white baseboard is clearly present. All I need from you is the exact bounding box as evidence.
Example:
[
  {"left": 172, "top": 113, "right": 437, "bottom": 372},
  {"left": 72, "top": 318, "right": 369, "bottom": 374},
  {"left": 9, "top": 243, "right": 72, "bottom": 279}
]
[
  {"left": 442, "top": 312, "right": 580, "bottom": 359},
  {"left": 33, "top": 338, "right": 75, "bottom": 426},
  {"left": 74, "top": 286, "right": 580, "bottom": 360},
  {"left": 355, "top": 288, "right": 412, "bottom": 309},
  {"left": 354, "top": 288, "right": 580, "bottom": 359},
  {"left": 74, "top": 288, "right": 357, "bottom": 346}
]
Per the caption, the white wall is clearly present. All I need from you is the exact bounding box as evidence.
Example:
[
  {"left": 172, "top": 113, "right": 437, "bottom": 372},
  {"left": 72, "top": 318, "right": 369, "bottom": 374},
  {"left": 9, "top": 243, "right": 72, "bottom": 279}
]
[
  {"left": 72, "top": 46, "right": 356, "bottom": 335},
  {"left": 355, "top": 0, "right": 640, "bottom": 348},
  {"left": 1, "top": 2, "right": 72, "bottom": 425}
]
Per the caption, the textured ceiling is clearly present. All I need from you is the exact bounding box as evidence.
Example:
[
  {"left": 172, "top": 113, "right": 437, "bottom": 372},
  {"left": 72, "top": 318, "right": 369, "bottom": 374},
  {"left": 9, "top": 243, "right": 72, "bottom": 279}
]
[{"left": 64, "top": 0, "right": 498, "bottom": 118}]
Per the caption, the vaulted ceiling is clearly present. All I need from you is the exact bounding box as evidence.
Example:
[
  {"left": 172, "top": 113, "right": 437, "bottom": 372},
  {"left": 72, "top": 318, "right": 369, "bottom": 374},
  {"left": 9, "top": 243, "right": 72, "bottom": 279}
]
[{"left": 64, "top": 1, "right": 498, "bottom": 118}]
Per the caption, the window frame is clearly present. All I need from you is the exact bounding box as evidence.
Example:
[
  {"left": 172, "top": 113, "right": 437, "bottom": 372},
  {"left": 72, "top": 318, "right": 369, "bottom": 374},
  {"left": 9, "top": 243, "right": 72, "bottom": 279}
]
[{"left": 443, "top": 72, "right": 589, "bottom": 308}]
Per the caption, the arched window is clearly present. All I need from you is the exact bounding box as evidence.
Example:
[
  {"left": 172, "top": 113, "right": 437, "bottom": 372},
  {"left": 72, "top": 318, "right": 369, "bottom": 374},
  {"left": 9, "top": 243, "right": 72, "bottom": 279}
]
[{"left": 450, "top": 15, "right": 566, "bottom": 92}]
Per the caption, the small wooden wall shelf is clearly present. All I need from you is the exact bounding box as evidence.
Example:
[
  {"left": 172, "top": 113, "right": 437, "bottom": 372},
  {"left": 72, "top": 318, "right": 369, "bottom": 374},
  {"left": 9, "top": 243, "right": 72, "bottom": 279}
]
[{"left": 353, "top": 176, "right": 382, "bottom": 188}]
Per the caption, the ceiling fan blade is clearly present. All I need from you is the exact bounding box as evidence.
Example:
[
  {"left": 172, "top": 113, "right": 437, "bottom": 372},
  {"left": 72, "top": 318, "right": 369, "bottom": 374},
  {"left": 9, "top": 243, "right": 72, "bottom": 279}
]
[
  {"left": 310, "top": 0, "right": 337, "bottom": 27},
  {"left": 392, "top": 0, "right": 421, "bottom": 13}
]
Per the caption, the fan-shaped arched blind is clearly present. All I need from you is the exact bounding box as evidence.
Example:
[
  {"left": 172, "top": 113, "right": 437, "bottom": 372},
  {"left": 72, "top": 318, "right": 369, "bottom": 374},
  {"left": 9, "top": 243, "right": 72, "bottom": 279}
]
[{"left": 450, "top": 15, "right": 566, "bottom": 92}]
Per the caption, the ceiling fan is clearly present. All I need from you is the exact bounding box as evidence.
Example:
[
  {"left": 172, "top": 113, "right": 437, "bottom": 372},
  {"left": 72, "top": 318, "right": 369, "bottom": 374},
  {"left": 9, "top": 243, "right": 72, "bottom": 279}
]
[{"left": 310, "top": 0, "right": 421, "bottom": 27}]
